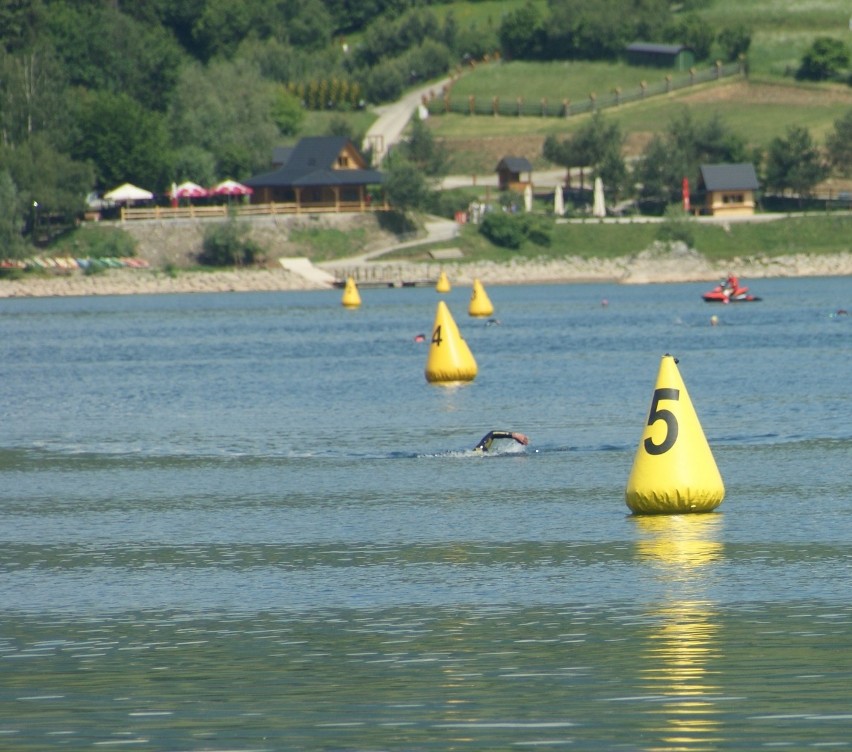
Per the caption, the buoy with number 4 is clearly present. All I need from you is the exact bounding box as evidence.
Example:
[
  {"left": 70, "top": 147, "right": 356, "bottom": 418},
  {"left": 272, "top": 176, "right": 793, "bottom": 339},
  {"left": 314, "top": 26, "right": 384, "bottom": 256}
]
[
  {"left": 424, "top": 301, "right": 477, "bottom": 384},
  {"left": 468, "top": 278, "right": 494, "bottom": 317},
  {"left": 341, "top": 276, "right": 361, "bottom": 308},
  {"left": 625, "top": 354, "right": 724, "bottom": 515},
  {"left": 435, "top": 270, "right": 451, "bottom": 293}
]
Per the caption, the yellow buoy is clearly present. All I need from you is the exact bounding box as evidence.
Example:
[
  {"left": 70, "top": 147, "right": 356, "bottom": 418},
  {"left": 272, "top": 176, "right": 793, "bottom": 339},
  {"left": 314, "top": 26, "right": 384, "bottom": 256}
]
[
  {"left": 424, "top": 301, "right": 477, "bottom": 384},
  {"left": 468, "top": 278, "right": 494, "bottom": 317},
  {"left": 435, "top": 270, "right": 451, "bottom": 293},
  {"left": 625, "top": 354, "right": 724, "bottom": 515},
  {"left": 341, "top": 276, "right": 361, "bottom": 308}
]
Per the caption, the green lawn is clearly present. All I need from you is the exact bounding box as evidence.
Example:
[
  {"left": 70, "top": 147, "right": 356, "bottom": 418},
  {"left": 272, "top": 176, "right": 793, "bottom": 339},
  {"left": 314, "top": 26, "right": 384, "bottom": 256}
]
[
  {"left": 693, "top": 0, "right": 851, "bottom": 76},
  {"left": 385, "top": 214, "right": 852, "bottom": 264},
  {"left": 444, "top": 60, "right": 671, "bottom": 104}
]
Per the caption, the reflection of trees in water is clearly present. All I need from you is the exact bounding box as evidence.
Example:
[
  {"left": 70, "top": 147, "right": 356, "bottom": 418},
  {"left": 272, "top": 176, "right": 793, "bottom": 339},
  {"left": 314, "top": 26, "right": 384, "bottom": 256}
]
[{"left": 634, "top": 514, "right": 726, "bottom": 750}]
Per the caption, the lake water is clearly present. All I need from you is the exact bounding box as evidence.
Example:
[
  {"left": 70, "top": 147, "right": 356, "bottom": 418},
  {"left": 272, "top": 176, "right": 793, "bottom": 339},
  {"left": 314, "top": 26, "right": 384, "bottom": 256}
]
[{"left": 1, "top": 276, "right": 850, "bottom": 751}]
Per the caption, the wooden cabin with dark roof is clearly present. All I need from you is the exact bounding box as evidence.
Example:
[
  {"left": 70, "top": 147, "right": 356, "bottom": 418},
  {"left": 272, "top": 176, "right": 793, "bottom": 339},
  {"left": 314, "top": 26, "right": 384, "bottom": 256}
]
[
  {"left": 496, "top": 156, "right": 533, "bottom": 192},
  {"left": 698, "top": 163, "right": 759, "bottom": 217},
  {"left": 244, "top": 136, "right": 385, "bottom": 213}
]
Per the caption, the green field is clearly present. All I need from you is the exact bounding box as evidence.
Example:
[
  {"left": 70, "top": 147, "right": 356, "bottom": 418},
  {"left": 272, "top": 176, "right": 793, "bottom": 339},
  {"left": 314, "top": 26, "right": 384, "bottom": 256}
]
[
  {"left": 415, "top": 0, "right": 852, "bottom": 170},
  {"left": 383, "top": 214, "right": 852, "bottom": 265}
]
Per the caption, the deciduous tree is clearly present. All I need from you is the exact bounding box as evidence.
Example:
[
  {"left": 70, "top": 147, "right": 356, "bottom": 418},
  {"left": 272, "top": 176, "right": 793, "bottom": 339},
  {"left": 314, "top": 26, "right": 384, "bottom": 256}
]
[
  {"left": 826, "top": 109, "right": 852, "bottom": 177},
  {"left": 764, "top": 125, "right": 827, "bottom": 199}
]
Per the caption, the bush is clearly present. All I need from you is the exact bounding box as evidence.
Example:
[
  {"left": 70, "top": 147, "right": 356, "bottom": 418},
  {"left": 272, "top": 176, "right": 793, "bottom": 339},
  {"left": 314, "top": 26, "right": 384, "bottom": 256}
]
[
  {"left": 656, "top": 205, "right": 695, "bottom": 247},
  {"left": 52, "top": 226, "right": 137, "bottom": 259},
  {"left": 199, "top": 219, "right": 262, "bottom": 266},
  {"left": 520, "top": 214, "right": 553, "bottom": 247},
  {"left": 479, "top": 211, "right": 525, "bottom": 249}
]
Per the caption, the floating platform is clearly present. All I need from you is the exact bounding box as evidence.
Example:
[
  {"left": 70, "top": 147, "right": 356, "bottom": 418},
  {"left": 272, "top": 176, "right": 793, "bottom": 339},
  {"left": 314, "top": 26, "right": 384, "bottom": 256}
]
[{"left": 332, "top": 277, "right": 437, "bottom": 289}]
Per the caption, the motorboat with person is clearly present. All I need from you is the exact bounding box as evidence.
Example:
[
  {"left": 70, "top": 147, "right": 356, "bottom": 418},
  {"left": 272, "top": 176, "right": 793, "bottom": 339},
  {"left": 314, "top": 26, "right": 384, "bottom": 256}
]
[{"left": 702, "top": 275, "right": 761, "bottom": 303}]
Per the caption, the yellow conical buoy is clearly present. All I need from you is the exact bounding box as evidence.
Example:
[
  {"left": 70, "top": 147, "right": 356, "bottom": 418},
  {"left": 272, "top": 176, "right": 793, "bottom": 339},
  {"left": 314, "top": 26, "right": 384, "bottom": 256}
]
[
  {"left": 625, "top": 354, "right": 724, "bottom": 515},
  {"left": 424, "top": 301, "right": 477, "bottom": 384},
  {"left": 468, "top": 278, "right": 494, "bottom": 317},
  {"left": 435, "top": 270, "right": 451, "bottom": 293},
  {"left": 341, "top": 276, "right": 361, "bottom": 308}
]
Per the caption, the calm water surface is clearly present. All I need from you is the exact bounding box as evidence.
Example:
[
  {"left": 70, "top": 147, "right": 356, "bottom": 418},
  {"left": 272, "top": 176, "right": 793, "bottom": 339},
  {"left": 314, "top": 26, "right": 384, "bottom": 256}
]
[{"left": 1, "top": 277, "right": 850, "bottom": 750}]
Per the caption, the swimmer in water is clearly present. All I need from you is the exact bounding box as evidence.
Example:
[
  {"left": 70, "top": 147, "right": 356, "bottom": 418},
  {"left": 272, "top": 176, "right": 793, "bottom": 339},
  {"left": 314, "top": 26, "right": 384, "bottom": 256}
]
[{"left": 474, "top": 431, "right": 530, "bottom": 452}]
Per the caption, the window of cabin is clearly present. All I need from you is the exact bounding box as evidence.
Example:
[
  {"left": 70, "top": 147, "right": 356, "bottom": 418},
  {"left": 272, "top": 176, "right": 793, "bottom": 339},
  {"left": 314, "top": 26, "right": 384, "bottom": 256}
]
[{"left": 337, "top": 155, "right": 350, "bottom": 168}]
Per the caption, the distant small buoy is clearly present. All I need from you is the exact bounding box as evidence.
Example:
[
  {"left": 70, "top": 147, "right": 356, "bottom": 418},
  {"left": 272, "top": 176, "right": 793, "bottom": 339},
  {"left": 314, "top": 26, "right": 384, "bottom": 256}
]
[
  {"left": 341, "top": 276, "right": 361, "bottom": 308},
  {"left": 710, "top": 314, "right": 719, "bottom": 326},
  {"left": 468, "top": 278, "right": 494, "bottom": 317},
  {"left": 414, "top": 333, "right": 426, "bottom": 343},
  {"left": 435, "top": 270, "right": 451, "bottom": 293},
  {"left": 601, "top": 299, "right": 609, "bottom": 307},
  {"left": 625, "top": 354, "right": 725, "bottom": 515},
  {"left": 424, "top": 301, "right": 477, "bottom": 384}
]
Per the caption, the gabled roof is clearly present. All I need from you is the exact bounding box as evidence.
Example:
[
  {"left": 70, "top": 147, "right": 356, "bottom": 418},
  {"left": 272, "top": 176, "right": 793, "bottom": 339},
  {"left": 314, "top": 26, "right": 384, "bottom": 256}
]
[
  {"left": 700, "top": 163, "right": 759, "bottom": 192},
  {"left": 496, "top": 156, "right": 532, "bottom": 173},
  {"left": 245, "top": 136, "right": 383, "bottom": 188}
]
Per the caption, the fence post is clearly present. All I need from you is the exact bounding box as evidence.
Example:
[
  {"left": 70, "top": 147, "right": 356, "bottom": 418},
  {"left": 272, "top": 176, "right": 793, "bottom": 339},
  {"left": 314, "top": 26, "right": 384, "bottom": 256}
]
[
  {"left": 443, "top": 95, "right": 450, "bottom": 113},
  {"left": 516, "top": 97, "right": 522, "bottom": 116},
  {"left": 563, "top": 98, "right": 570, "bottom": 118},
  {"left": 614, "top": 87, "right": 621, "bottom": 106},
  {"left": 492, "top": 96, "right": 499, "bottom": 116},
  {"left": 689, "top": 67, "right": 695, "bottom": 85},
  {"left": 640, "top": 81, "right": 647, "bottom": 98},
  {"left": 468, "top": 95, "right": 475, "bottom": 115},
  {"left": 665, "top": 75, "right": 672, "bottom": 92},
  {"left": 589, "top": 92, "right": 596, "bottom": 111},
  {"left": 715, "top": 60, "right": 722, "bottom": 79},
  {"left": 541, "top": 97, "right": 547, "bottom": 116}
]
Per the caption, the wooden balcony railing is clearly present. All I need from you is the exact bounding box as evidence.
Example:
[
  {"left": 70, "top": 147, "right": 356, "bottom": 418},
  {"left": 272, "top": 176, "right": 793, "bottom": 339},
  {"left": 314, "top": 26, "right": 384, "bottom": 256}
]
[{"left": 120, "top": 200, "right": 390, "bottom": 222}]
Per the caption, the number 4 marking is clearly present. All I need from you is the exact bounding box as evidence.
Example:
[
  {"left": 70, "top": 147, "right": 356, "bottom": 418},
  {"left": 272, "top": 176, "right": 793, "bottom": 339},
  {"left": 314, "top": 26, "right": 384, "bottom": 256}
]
[
  {"left": 432, "top": 325, "right": 443, "bottom": 346},
  {"left": 644, "top": 388, "right": 680, "bottom": 455}
]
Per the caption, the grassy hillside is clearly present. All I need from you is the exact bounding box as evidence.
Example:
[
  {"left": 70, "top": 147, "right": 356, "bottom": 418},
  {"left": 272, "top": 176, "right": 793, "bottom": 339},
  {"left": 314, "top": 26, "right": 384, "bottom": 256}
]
[
  {"left": 410, "top": 0, "right": 852, "bottom": 174},
  {"left": 697, "top": 0, "right": 852, "bottom": 76},
  {"left": 428, "top": 73, "right": 852, "bottom": 174}
]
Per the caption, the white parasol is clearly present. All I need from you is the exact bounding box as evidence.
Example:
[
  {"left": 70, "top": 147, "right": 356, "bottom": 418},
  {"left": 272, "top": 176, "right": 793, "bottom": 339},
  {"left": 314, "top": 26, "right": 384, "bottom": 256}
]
[
  {"left": 104, "top": 183, "right": 154, "bottom": 202},
  {"left": 554, "top": 185, "right": 565, "bottom": 217},
  {"left": 592, "top": 177, "right": 606, "bottom": 218}
]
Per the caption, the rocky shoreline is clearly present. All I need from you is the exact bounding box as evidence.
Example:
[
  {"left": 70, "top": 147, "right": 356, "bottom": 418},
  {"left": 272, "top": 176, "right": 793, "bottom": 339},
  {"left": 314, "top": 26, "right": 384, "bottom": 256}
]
[{"left": 2, "top": 244, "right": 852, "bottom": 299}]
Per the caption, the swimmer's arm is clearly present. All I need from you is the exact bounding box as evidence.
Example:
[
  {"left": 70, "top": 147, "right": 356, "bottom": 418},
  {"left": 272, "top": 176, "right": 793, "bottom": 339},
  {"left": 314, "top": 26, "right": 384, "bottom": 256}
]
[{"left": 474, "top": 431, "right": 530, "bottom": 451}]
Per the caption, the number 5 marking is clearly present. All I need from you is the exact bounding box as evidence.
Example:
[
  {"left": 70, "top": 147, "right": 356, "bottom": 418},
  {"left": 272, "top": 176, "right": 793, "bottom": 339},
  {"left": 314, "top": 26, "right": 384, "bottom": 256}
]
[{"left": 644, "top": 388, "right": 680, "bottom": 455}]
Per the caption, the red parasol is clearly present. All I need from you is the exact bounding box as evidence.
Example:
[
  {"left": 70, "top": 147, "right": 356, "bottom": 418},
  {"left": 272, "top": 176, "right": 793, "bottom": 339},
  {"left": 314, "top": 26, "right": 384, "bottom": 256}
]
[
  {"left": 211, "top": 179, "right": 253, "bottom": 197},
  {"left": 171, "top": 181, "right": 209, "bottom": 199}
]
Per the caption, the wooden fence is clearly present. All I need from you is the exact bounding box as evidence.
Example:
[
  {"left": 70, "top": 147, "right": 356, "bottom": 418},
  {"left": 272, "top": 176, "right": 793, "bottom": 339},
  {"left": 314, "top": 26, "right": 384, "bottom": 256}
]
[
  {"left": 426, "top": 61, "right": 744, "bottom": 118},
  {"left": 120, "top": 200, "right": 390, "bottom": 222}
]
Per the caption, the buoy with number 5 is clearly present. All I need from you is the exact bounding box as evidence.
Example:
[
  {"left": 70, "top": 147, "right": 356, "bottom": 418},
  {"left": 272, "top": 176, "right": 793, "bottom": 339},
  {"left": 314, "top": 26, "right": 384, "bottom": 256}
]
[
  {"left": 625, "top": 354, "right": 724, "bottom": 515},
  {"left": 424, "top": 301, "right": 477, "bottom": 384},
  {"left": 341, "top": 276, "right": 361, "bottom": 308},
  {"left": 435, "top": 270, "right": 451, "bottom": 293},
  {"left": 468, "top": 278, "right": 494, "bottom": 317}
]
